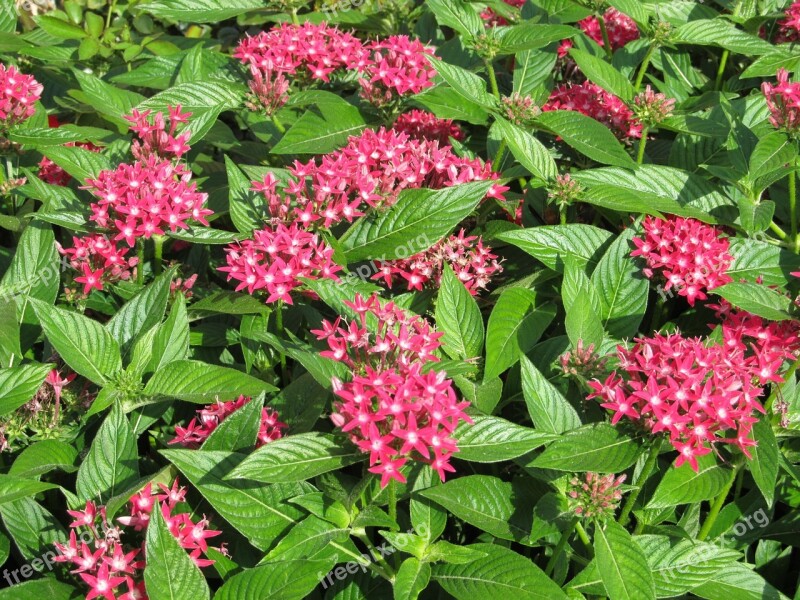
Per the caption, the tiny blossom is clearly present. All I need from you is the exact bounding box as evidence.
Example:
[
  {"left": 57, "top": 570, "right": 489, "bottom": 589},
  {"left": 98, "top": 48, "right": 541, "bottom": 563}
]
[
  {"left": 392, "top": 110, "right": 464, "bottom": 145},
  {"left": 632, "top": 86, "right": 676, "bottom": 129},
  {"left": 587, "top": 321, "right": 799, "bottom": 471},
  {"left": 543, "top": 82, "right": 642, "bottom": 140},
  {"left": 0, "top": 63, "right": 42, "bottom": 129},
  {"left": 372, "top": 229, "right": 502, "bottom": 295},
  {"left": 170, "top": 395, "right": 287, "bottom": 448},
  {"left": 560, "top": 340, "right": 609, "bottom": 381},
  {"left": 58, "top": 234, "right": 138, "bottom": 295},
  {"left": 631, "top": 215, "right": 733, "bottom": 306},
  {"left": 775, "top": 1, "right": 800, "bottom": 44},
  {"left": 567, "top": 472, "right": 626, "bottom": 520},
  {"left": 311, "top": 293, "right": 471, "bottom": 486},
  {"left": 558, "top": 7, "right": 640, "bottom": 57},
  {"left": 170, "top": 273, "right": 198, "bottom": 299},
  {"left": 244, "top": 64, "right": 290, "bottom": 116},
  {"left": 762, "top": 68, "right": 800, "bottom": 135},
  {"left": 251, "top": 127, "right": 506, "bottom": 229},
  {"left": 501, "top": 93, "right": 541, "bottom": 125},
  {"left": 124, "top": 105, "right": 192, "bottom": 161},
  {"left": 54, "top": 482, "right": 224, "bottom": 600},
  {"left": 547, "top": 173, "right": 583, "bottom": 210},
  {"left": 219, "top": 222, "right": 341, "bottom": 305},
  {"left": 359, "top": 36, "right": 436, "bottom": 106}
]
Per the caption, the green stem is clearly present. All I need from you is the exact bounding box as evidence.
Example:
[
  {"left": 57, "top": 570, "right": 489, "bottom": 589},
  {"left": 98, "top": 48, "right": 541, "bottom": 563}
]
[
  {"left": 790, "top": 166, "right": 799, "bottom": 253},
  {"left": 485, "top": 59, "right": 501, "bottom": 100},
  {"left": 353, "top": 532, "right": 396, "bottom": 579},
  {"left": 271, "top": 114, "right": 286, "bottom": 134},
  {"left": 770, "top": 220, "right": 789, "bottom": 241},
  {"left": 597, "top": 15, "right": 613, "bottom": 60},
  {"left": 714, "top": 50, "right": 730, "bottom": 91},
  {"left": 636, "top": 129, "right": 649, "bottom": 165},
  {"left": 574, "top": 522, "right": 593, "bottom": 558},
  {"left": 388, "top": 479, "right": 397, "bottom": 527},
  {"left": 153, "top": 235, "right": 164, "bottom": 275},
  {"left": 275, "top": 301, "right": 288, "bottom": 384},
  {"left": 105, "top": 0, "right": 117, "bottom": 29},
  {"left": 618, "top": 438, "right": 662, "bottom": 526},
  {"left": 136, "top": 239, "right": 144, "bottom": 285},
  {"left": 634, "top": 45, "right": 655, "bottom": 91},
  {"left": 697, "top": 462, "right": 741, "bottom": 541},
  {"left": 545, "top": 517, "right": 579, "bottom": 576},
  {"left": 290, "top": 8, "right": 300, "bottom": 25},
  {"left": 559, "top": 204, "right": 567, "bottom": 225},
  {"left": 494, "top": 139, "right": 507, "bottom": 170},
  {"left": 331, "top": 540, "right": 394, "bottom": 582}
]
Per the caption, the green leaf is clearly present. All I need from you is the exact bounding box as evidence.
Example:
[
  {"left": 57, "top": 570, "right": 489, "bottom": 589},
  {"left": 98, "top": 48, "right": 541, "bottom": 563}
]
[
  {"left": 432, "top": 543, "right": 567, "bottom": 599},
  {"left": 225, "top": 156, "right": 265, "bottom": 234},
  {"left": 690, "top": 562, "right": 790, "bottom": 600},
  {"left": 148, "top": 297, "right": 190, "bottom": 373},
  {"left": 749, "top": 416, "right": 779, "bottom": 507},
  {"left": 272, "top": 99, "right": 366, "bottom": 154},
  {"left": 594, "top": 522, "right": 656, "bottom": 600},
  {"left": 189, "top": 291, "right": 271, "bottom": 315},
  {"left": 535, "top": 110, "right": 636, "bottom": 168},
  {"left": 35, "top": 15, "right": 86, "bottom": 39},
  {"left": 9, "top": 125, "right": 110, "bottom": 147},
  {"left": 748, "top": 131, "right": 797, "bottom": 182},
  {"left": 9, "top": 440, "right": 78, "bottom": 479},
  {"left": 565, "top": 292, "right": 604, "bottom": 348},
  {"left": 411, "top": 467, "right": 447, "bottom": 544},
  {"left": 453, "top": 414, "right": 556, "bottom": 462},
  {"left": 590, "top": 229, "right": 649, "bottom": 338},
  {"left": 0, "top": 363, "right": 53, "bottom": 417},
  {"left": 340, "top": 181, "right": 493, "bottom": 262},
  {"left": 201, "top": 396, "right": 263, "bottom": 452},
  {"left": 436, "top": 264, "right": 484, "bottom": 360},
  {"left": 265, "top": 514, "right": 349, "bottom": 560},
  {"left": 492, "top": 117, "right": 557, "bottom": 183},
  {"left": 531, "top": 423, "right": 641, "bottom": 472},
  {"left": 713, "top": 282, "right": 794, "bottom": 321},
  {"left": 413, "top": 86, "right": 489, "bottom": 125},
  {"left": 673, "top": 19, "right": 775, "bottom": 56},
  {"left": 167, "top": 227, "right": 239, "bottom": 244},
  {"left": 496, "top": 225, "right": 613, "bottom": 272},
  {"left": 646, "top": 454, "right": 731, "bottom": 509},
  {"left": 214, "top": 558, "right": 334, "bottom": 600},
  {"left": 28, "top": 298, "right": 122, "bottom": 385},
  {"left": 0, "top": 221, "right": 59, "bottom": 305},
  {"left": 228, "top": 433, "right": 363, "bottom": 483},
  {"left": 106, "top": 270, "right": 173, "bottom": 359},
  {"left": 569, "top": 49, "right": 635, "bottom": 101},
  {"left": 138, "top": 0, "right": 265, "bottom": 22},
  {"left": 426, "top": 0, "right": 482, "bottom": 38},
  {"left": 142, "top": 360, "right": 276, "bottom": 403},
  {"left": 520, "top": 355, "right": 581, "bottom": 434},
  {"left": 0, "top": 578, "right": 80, "bottom": 600},
  {"left": 161, "top": 449, "right": 310, "bottom": 551},
  {"left": 484, "top": 288, "right": 555, "bottom": 381},
  {"left": 144, "top": 499, "right": 210, "bottom": 600},
  {"left": 0, "top": 475, "right": 57, "bottom": 506},
  {"left": 395, "top": 557, "right": 431, "bottom": 600},
  {"left": 71, "top": 70, "right": 146, "bottom": 129},
  {"left": 513, "top": 49, "right": 557, "bottom": 97},
  {"left": 429, "top": 58, "right": 496, "bottom": 108},
  {"left": 76, "top": 404, "right": 139, "bottom": 502},
  {"left": 729, "top": 240, "right": 800, "bottom": 287},
  {"left": 419, "top": 475, "right": 535, "bottom": 542},
  {"left": 495, "top": 23, "right": 576, "bottom": 54},
  {"left": 39, "top": 145, "right": 112, "bottom": 182},
  {"left": 0, "top": 498, "right": 65, "bottom": 561}
]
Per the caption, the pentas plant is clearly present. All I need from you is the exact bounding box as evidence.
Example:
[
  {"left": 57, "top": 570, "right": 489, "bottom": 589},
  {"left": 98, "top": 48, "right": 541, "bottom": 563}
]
[{"left": 6, "top": 1, "right": 800, "bottom": 599}]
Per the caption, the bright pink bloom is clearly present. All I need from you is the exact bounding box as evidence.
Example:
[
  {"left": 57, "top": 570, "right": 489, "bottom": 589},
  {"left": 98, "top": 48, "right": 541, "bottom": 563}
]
[
  {"left": 359, "top": 36, "right": 436, "bottom": 105},
  {"left": 58, "top": 234, "right": 137, "bottom": 295},
  {"left": 631, "top": 215, "right": 733, "bottom": 306},
  {"left": 558, "top": 8, "right": 640, "bottom": 57},
  {"left": 45, "top": 369, "right": 76, "bottom": 402},
  {"left": 80, "top": 562, "right": 127, "bottom": 600},
  {"left": 373, "top": 229, "right": 502, "bottom": 295},
  {"left": 762, "top": 68, "right": 800, "bottom": 133},
  {"left": 312, "top": 293, "right": 471, "bottom": 487},
  {"left": 124, "top": 105, "right": 192, "bottom": 161},
  {"left": 543, "top": 81, "right": 642, "bottom": 139},
  {"left": 0, "top": 63, "right": 42, "bottom": 128},
  {"left": 392, "top": 110, "right": 464, "bottom": 145},
  {"left": 775, "top": 1, "right": 800, "bottom": 44}
]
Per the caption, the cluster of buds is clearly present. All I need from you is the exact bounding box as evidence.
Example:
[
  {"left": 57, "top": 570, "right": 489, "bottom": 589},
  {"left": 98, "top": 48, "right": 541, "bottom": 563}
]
[
  {"left": 567, "top": 472, "right": 626, "bottom": 520},
  {"left": 774, "top": 1, "right": 800, "bottom": 44},
  {"left": 762, "top": 68, "right": 800, "bottom": 136},
  {"left": 560, "top": 340, "right": 609, "bottom": 381},
  {"left": 547, "top": 173, "right": 584, "bottom": 210},
  {"left": 501, "top": 93, "right": 541, "bottom": 126},
  {"left": 125, "top": 106, "right": 192, "bottom": 161},
  {"left": 632, "top": 86, "right": 676, "bottom": 129},
  {"left": 170, "top": 396, "right": 287, "bottom": 448}
]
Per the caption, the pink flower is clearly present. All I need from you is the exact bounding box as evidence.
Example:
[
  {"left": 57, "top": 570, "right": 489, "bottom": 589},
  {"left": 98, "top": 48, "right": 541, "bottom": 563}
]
[
  {"left": 775, "top": 1, "right": 800, "bottom": 44},
  {"left": 372, "top": 229, "right": 502, "bottom": 295},
  {"left": 58, "top": 234, "right": 137, "bottom": 295},
  {"left": 359, "top": 36, "right": 436, "bottom": 105},
  {"left": 125, "top": 105, "right": 192, "bottom": 161},
  {"left": 631, "top": 215, "right": 733, "bottom": 306},
  {"left": 312, "top": 294, "right": 471, "bottom": 487},
  {"left": 543, "top": 81, "right": 642, "bottom": 139},
  {"left": 80, "top": 562, "right": 127, "bottom": 600},
  {"left": 0, "top": 63, "right": 42, "bottom": 128},
  {"left": 392, "top": 110, "right": 464, "bottom": 145},
  {"left": 219, "top": 223, "right": 341, "bottom": 305},
  {"left": 558, "top": 8, "right": 640, "bottom": 57},
  {"left": 762, "top": 68, "right": 800, "bottom": 134}
]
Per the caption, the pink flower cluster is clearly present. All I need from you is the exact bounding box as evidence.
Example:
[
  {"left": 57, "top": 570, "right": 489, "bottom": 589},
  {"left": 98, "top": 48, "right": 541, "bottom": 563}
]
[
  {"left": 311, "top": 293, "right": 470, "bottom": 487},
  {"left": 58, "top": 234, "right": 138, "bottom": 295},
  {"left": 125, "top": 105, "right": 191, "bottom": 161},
  {"left": 252, "top": 127, "right": 506, "bottom": 229},
  {"left": 775, "top": 1, "right": 800, "bottom": 44},
  {"left": 0, "top": 63, "right": 42, "bottom": 129},
  {"left": 558, "top": 8, "right": 640, "bottom": 57},
  {"left": 54, "top": 483, "right": 223, "bottom": 600},
  {"left": 631, "top": 215, "right": 733, "bottom": 306},
  {"left": 392, "top": 110, "right": 464, "bottom": 145},
  {"left": 372, "top": 229, "right": 502, "bottom": 295},
  {"left": 170, "top": 395, "right": 287, "bottom": 448},
  {"left": 587, "top": 322, "right": 797, "bottom": 471},
  {"left": 219, "top": 222, "right": 341, "bottom": 305},
  {"left": 234, "top": 23, "right": 434, "bottom": 110},
  {"left": 543, "top": 82, "right": 642, "bottom": 140},
  {"left": 762, "top": 68, "right": 800, "bottom": 134}
]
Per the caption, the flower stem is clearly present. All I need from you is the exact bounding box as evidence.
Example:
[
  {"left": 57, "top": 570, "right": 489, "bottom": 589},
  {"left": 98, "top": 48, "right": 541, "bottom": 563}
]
[
  {"left": 353, "top": 532, "right": 396, "bottom": 579},
  {"left": 290, "top": 8, "right": 300, "bottom": 25},
  {"left": 697, "top": 462, "right": 742, "bottom": 541},
  {"left": 331, "top": 539, "right": 394, "bottom": 582},
  {"left": 494, "top": 139, "right": 507, "bottom": 170},
  {"left": 714, "top": 50, "right": 730, "bottom": 91},
  {"left": 559, "top": 203, "right": 567, "bottom": 225},
  {"left": 105, "top": 0, "right": 117, "bottom": 29},
  {"left": 136, "top": 239, "right": 144, "bottom": 285},
  {"left": 790, "top": 166, "right": 799, "bottom": 253},
  {"left": 274, "top": 301, "right": 288, "bottom": 384},
  {"left": 618, "top": 438, "right": 662, "bottom": 527},
  {"left": 485, "top": 59, "right": 501, "bottom": 100},
  {"left": 574, "top": 521, "right": 593, "bottom": 557},
  {"left": 271, "top": 114, "right": 286, "bottom": 134},
  {"left": 387, "top": 479, "right": 398, "bottom": 527},
  {"left": 153, "top": 235, "right": 164, "bottom": 275},
  {"left": 598, "top": 15, "right": 613, "bottom": 60},
  {"left": 545, "top": 517, "right": 579, "bottom": 576},
  {"left": 770, "top": 220, "right": 789, "bottom": 240},
  {"left": 636, "top": 129, "right": 649, "bottom": 165},
  {"left": 634, "top": 45, "right": 655, "bottom": 91}
]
